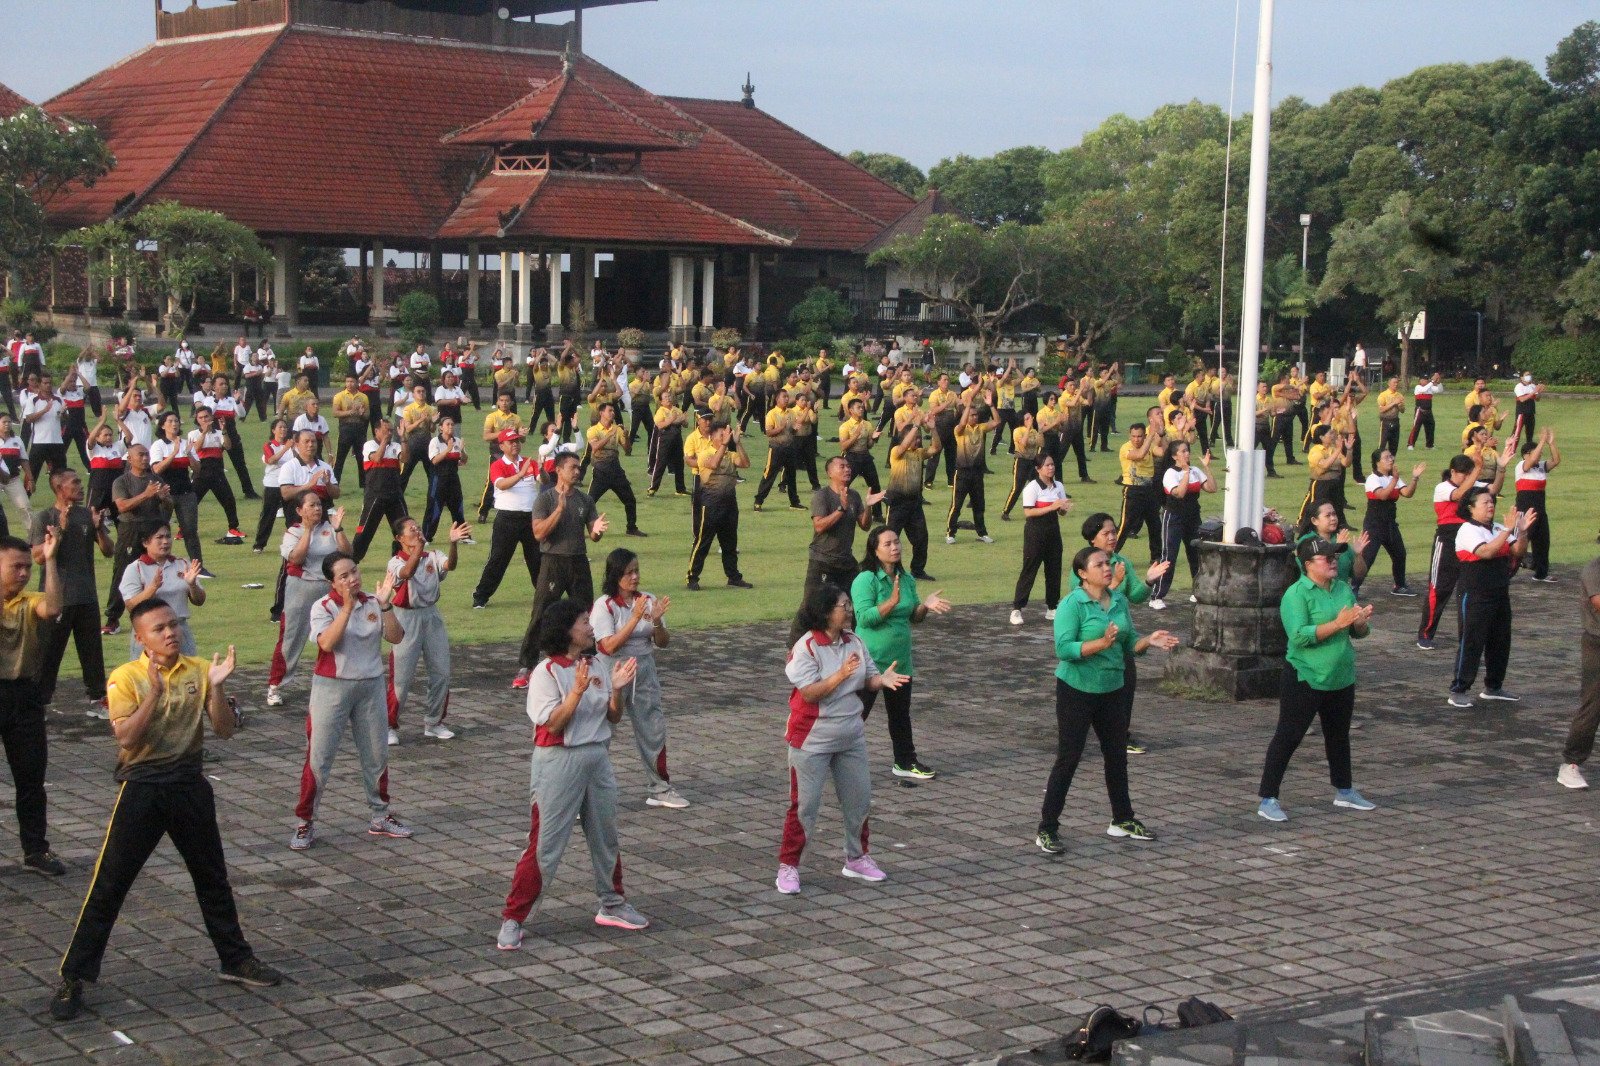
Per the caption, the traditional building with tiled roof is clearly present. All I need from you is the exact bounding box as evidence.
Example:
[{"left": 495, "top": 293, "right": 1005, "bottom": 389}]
[{"left": 36, "top": 0, "right": 916, "bottom": 344}]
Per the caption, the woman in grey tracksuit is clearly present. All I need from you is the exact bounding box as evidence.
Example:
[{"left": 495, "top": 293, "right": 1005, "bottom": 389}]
[
  {"left": 266, "top": 492, "right": 349, "bottom": 708},
  {"left": 775, "top": 582, "right": 907, "bottom": 896},
  {"left": 497, "top": 598, "right": 646, "bottom": 952},
  {"left": 386, "top": 516, "right": 469, "bottom": 740},
  {"left": 591, "top": 548, "right": 688, "bottom": 809}
]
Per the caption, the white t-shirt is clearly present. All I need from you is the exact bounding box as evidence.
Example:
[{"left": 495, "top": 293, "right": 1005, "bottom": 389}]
[
  {"left": 1514, "top": 381, "right": 1537, "bottom": 400},
  {"left": 293, "top": 414, "right": 329, "bottom": 439},
  {"left": 25, "top": 395, "right": 65, "bottom": 444},
  {"left": 408, "top": 351, "right": 432, "bottom": 373},
  {"left": 1162, "top": 466, "right": 1207, "bottom": 494},
  {"left": 280, "top": 456, "right": 337, "bottom": 496},
  {"left": 1363, "top": 472, "right": 1408, "bottom": 498},
  {"left": 490, "top": 455, "right": 540, "bottom": 512},
  {"left": 233, "top": 343, "right": 253, "bottom": 368},
  {"left": 261, "top": 439, "right": 293, "bottom": 489},
  {"left": 428, "top": 436, "right": 466, "bottom": 465},
  {"left": 120, "top": 404, "right": 159, "bottom": 448},
  {"left": 1020, "top": 478, "right": 1070, "bottom": 510},
  {"left": 433, "top": 385, "right": 466, "bottom": 408},
  {"left": 75, "top": 355, "right": 100, "bottom": 388}
]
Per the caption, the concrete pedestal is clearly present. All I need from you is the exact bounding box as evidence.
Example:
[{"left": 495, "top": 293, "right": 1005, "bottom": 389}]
[{"left": 1163, "top": 539, "right": 1296, "bottom": 700}]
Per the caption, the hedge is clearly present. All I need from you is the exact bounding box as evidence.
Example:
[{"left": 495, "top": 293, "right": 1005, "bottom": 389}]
[{"left": 1512, "top": 328, "right": 1600, "bottom": 385}]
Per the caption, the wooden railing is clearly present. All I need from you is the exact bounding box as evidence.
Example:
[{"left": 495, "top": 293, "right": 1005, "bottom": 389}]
[
  {"left": 156, "top": 0, "right": 288, "bottom": 40},
  {"left": 290, "top": 0, "right": 573, "bottom": 50}
]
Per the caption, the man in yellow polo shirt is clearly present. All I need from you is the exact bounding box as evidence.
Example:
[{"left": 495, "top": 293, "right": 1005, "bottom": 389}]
[
  {"left": 52, "top": 599, "right": 280, "bottom": 1021},
  {"left": 0, "top": 532, "right": 63, "bottom": 878},
  {"left": 476, "top": 392, "right": 524, "bottom": 522}
]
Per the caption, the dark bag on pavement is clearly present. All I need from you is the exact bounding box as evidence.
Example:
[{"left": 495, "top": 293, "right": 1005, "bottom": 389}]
[
  {"left": 1176, "top": 996, "right": 1233, "bottom": 1028},
  {"left": 1064, "top": 1005, "right": 1143, "bottom": 1062}
]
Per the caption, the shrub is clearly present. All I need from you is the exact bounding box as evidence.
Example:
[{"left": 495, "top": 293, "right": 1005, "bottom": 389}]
[
  {"left": 615, "top": 327, "right": 646, "bottom": 350},
  {"left": 1512, "top": 327, "right": 1600, "bottom": 385},
  {"left": 394, "top": 291, "right": 440, "bottom": 347},
  {"left": 711, "top": 327, "right": 743, "bottom": 349}
]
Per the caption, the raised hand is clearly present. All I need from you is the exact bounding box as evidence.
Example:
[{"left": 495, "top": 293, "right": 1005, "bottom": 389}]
[
  {"left": 147, "top": 654, "right": 167, "bottom": 700},
  {"left": 840, "top": 652, "right": 862, "bottom": 678},
  {"left": 183, "top": 558, "right": 203, "bottom": 585},
  {"left": 866, "top": 490, "right": 886, "bottom": 507},
  {"left": 572, "top": 656, "right": 592, "bottom": 693},
  {"left": 1111, "top": 560, "right": 1127, "bottom": 589},
  {"left": 922, "top": 589, "right": 952, "bottom": 614},
  {"left": 1146, "top": 559, "right": 1172, "bottom": 584},
  {"left": 39, "top": 528, "right": 59, "bottom": 561},
  {"left": 629, "top": 594, "right": 648, "bottom": 621},
  {"left": 143, "top": 568, "right": 164, "bottom": 599},
  {"left": 449, "top": 521, "right": 472, "bottom": 543},
  {"left": 1148, "top": 629, "right": 1181, "bottom": 651},
  {"left": 879, "top": 660, "right": 908, "bottom": 690},
  {"left": 1411, "top": 461, "right": 1427, "bottom": 481},
  {"left": 1101, "top": 621, "right": 1120, "bottom": 646},
  {"left": 1355, "top": 531, "right": 1371, "bottom": 555},
  {"left": 329, "top": 506, "right": 346, "bottom": 530},
  {"left": 611, "top": 655, "right": 638, "bottom": 690},
  {"left": 591, "top": 512, "right": 610, "bottom": 537},
  {"left": 650, "top": 595, "right": 671, "bottom": 621},
  {"left": 374, "top": 571, "right": 397, "bottom": 608},
  {"left": 208, "top": 645, "right": 237, "bottom": 687}
]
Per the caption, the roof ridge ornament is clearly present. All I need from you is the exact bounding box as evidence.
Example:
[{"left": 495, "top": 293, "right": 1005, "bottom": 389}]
[
  {"left": 562, "top": 42, "right": 575, "bottom": 76},
  {"left": 740, "top": 72, "right": 755, "bottom": 109}
]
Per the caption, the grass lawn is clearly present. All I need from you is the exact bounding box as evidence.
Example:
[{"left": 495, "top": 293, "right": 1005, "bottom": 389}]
[{"left": 28, "top": 393, "right": 1597, "bottom": 684}]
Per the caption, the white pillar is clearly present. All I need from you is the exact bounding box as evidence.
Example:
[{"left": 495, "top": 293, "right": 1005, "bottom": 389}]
[
  {"left": 86, "top": 252, "right": 101, "bottom": 313},
  {"left": 700, "top": 257, "right": 715, "bottom": 331},
  {"left": 519, "top": 251, "right": 535, "bottom": 327},
  {"left": 273, "top": 236, "right": 298, "bottom": 336},
  {"left": 746, "top": 252, "right": 760, "bottom": 332},
  {"left": 499, "top": 251, "right": 513, "bottom": 323},
  {"left": 466, "top": 242, "right": 481, "bottom": 328},
  {"left": 125, "top": 266, "right": 138, "bottom": 317},
  {"left": 547, "top": 252, "right": 562, "bottom": 328},
  {"left": 668, "top": 255, "right": 685, "bottom": 329}
]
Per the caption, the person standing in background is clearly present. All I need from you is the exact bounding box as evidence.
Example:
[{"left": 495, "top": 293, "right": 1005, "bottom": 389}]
[{"left": 31, "top": 471, "right": 113, "bottom": 717}]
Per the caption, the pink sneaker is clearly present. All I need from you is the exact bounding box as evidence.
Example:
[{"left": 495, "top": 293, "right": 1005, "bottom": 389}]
[
  {"left": 775, "top": 864, "right": 801, "bottom": 894},
  {"left": 840, "top": 855, "right": 886, "bottom": 882}
]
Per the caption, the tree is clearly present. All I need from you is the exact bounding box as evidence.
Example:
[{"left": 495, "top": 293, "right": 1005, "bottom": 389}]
[
  {"left": 787, "top": 285, "right": 853, "bottom": 352},
  {"left": 845, "top": 151, "right": 926, "bottom": 198},
  {"left": 0, "top": 106, "right": 114, "bottom": 295},
  {"left": 1557, "top": 255, "right": 1600, "bottom": 334},
  {"left": 1044, "top": 193, "right": 1167, "bottom": 359},
  {"left": 64, "top": 202, "right": 270, "bottom": 337},
  {"left": 1260, "top": 252, "right": 1316, "bottom": 355},
  {"left": 1317, "top": 192, "right": 1460, "bottom": 385},
  {"left": 927, "top": 146, "right": 1052, "bottom": 227},
  {"left": 1548, "top": 20, "right": 1600, "bottom": 96},
  {"left": 868, "top": 214, "right": 1067, "bottom": 360}
]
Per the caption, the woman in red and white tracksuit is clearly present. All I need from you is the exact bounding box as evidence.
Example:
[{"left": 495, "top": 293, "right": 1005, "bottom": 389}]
[
  {"left": 1417, "top": 455, "right": 1480, "bottom": 650},
  {"left": 1513, "top": 429, "right": 1559, "bottom": 582},
  {"left": 0, "top": 413, "right": 30, "bottom": 517},
  {"left": 253, "top": 419, "right": 295, "bottom": 552},
  {"left": 1447, "top": 486, "right": 1535, "bottom": 707},
  {"left": 1357, "top": 449, "right": 1426, "bottom": 597},
  {"left": 188, "top": 407, "right": 244, "bottom": 543},
  {"left": 85, "top": 413, "right": 128, "bottom": 518}
]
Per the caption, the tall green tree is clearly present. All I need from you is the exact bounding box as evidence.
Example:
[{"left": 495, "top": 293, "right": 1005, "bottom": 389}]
[
  {"left": 868, "top": 214, "right": 1068, "bottom": 360},
  {"left": 64, "top": 202, "right": 271, "bottom": 337},
  {"left": 0, "top": 106, "right": 114, "bottom": 295},
  {"left": 845, "top": 151, "right": 926, "bottom": 198},
  {"left": 927, "top": 146, "right": 1052, "bottom": 227},
  {"left": 1317, "top": 192, "right": 1460, "bottom": 386}
]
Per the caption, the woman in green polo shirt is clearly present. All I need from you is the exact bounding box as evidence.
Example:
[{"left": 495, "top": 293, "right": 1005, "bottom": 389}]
[
  {"left": 1074, "top": 512, "right": 1170, "bottom": 756},
  {"left": 1257, "top": 536, "right": 1376, "bottom": 822},
  {"left": 851, "top": 526, "right": 951, "bottom": 780},
  {"left": 1037, "top": 546, "right": 1178, "bottom": 855},
  {"left": 1295, "top": 501, "right": 1370, "bottom": 586}
]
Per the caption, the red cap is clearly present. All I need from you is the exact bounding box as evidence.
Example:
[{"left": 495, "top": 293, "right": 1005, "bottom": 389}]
[{"left": 497, "top": 428, "right": 525, "bottom": 443}]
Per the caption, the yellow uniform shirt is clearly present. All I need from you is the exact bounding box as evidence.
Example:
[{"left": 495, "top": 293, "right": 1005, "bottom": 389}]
[
  {"left": 0, "top": 590, "right": 46, "bottom": 681},
  {"left": 106, "top": 653, "right": 210, "bottom": 782},
  {"left": 1377, "top": 388, "right": 1404, "bottom": 419},
  {"left": 894, "top": 403, "right": 924, "bottom": 435},
  {"left": 953, "top": 424, "right": 987, "bottom": 468},
  {"left": 1157, "top": 386, "right": 1179, "bottom": 415},
  {"left": 483, "top": 410, "right": 524, "bottom": 441},
  {"left": 279, "top": 387, "right": 315, "bottom": 421},
  {"left": 1308, "top": 381, "right": 1334, "bottom": 411},
  {"left": 839, "top": 416, "right": 874, "bottom": 455},
  {"left": 708, "top": 392, "right": 736, "bottom": 424},
  {"left": 764, "top": 407, "right": 794, "bottom": 447},
  {"left": 653, "top": 402, "right": 685, "bottom": 430},
  {"left": 586, "top": 423, "right": 627, "bottom": 464},
  {"left": 791, "top": 406, "right": 817, "bottom": 439},
  {"left": 683, "top": 427, "right": 708, "bottom": 473},
  {"left": 888, "top": 441, "right": 925, "bottom": 495},
  {"left": 1013, "top": 426, "right": 1043, "bottom": 458},
  {"left": 331, "top": 388, "right": 369, "bottom": 423},
  {"left": 1037, "top": 404, "right": 1064, "bottom": 434},
  {"left": 401, "top": 401, "right": 437, "bottom": 434},
  {"left": 1119, "top": 440, "right": 1154, "bottom": 485},
  {"left": 1307, "top": 443, "right": 1341, "bottom": 480}
]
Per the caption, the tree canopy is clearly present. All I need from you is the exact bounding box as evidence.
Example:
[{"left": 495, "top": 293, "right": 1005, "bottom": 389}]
[{"left": 0, "top": 106, "right": 114, "bottom": 294}]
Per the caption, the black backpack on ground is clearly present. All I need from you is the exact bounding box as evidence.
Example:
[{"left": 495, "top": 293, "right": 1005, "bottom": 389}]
[
  {"left": 1176, "top": 996, "right": 1234, "bottom": 1028},
  {"left": 1063, "top": 1005, "right": 1145, "bottom": 1062}
]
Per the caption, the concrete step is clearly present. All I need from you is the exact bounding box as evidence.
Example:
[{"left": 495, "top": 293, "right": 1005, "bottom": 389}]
[
  {"left": 1112, "top": 1020, "right": 1243, "bottom": 1066},
  {"left": 1503, "top": 995, "right": 1581, "bottom": 1066},
  {"left": 1365, "top": 1008, "right": 1504, "bottom": 1066}
]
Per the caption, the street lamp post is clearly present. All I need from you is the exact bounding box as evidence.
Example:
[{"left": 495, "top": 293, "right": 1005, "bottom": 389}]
[{"left": 1298, "top": 213, "right": 1311, "bottom": 372}]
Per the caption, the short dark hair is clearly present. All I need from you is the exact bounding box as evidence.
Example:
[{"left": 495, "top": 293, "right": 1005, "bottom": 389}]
[
  {"left": 552, "top": 451, "right": 580, "bottom": 470},
  {"left": 1081, "top": 512, "right": 1115, "bottom": 543},
  {"left": 1449, "top": 454, "right": 1477, "bottom": 476},
  {"left": 536, "top": 598, "right": 588, "bottom": 658},
  {"left": 129, "top": 599, "right": 174, "bottom": 628},
  {"left": 795, "top": 581, "right": 848, "bottom": 635},
  {"left": 1071, "top": 545, "right": 1103, "bottom": 580},
  {"left": 859, "top": 524, "right": 897, "bottom": 574},
  {"left": 321, "top": 550, "right": 352, "bottom": 582},
  {"left": 1457, "top": 485, "right": 1493, "bottom": 521},
  {"left": 0, "top": 535, "right": 30, "bottom": 556}
]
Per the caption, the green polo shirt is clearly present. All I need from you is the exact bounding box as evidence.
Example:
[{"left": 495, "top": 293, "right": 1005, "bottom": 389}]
[
  {"left": 1067, "top": 550, "right": 1151, "bottom": 606},
  {"left": 1053, "top": 587, "right": 1138, "bottom": 694},
  {"left": 851, "top": 566, "right": 921, "bottom": 676},
  {"left": 1294, "top": 532, "right": 1354, "bottom": 583},
  {"left": 1280, "top": 574, "right": 1362, "bottom": 691}
]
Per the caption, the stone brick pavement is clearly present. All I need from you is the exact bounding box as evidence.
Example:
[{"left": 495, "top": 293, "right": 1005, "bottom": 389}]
[{"left": 2, "top": 573, "right": 1597, "bottom": 1064}]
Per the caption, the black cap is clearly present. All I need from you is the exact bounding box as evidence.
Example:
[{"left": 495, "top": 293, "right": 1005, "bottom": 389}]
[
  {"left": 1296, "top": 536, "right": 1348, "bottom": 563},
  {"left": 695, "top": 407, "right": 713, "bottom": 420}
]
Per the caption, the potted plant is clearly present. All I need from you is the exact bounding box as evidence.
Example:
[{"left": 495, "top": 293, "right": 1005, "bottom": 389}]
[
  {"left": 616, "top": 327, "right": 646, "bottom": 363},
  {"left": 711, "top": 327, "right": 743, "bottom": 351}
]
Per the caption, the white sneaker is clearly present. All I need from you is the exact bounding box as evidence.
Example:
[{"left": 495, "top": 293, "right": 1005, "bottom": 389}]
[
  {"left": 1406, "top": 445, "right": 1414, "bottom": 451},
  {"left": 1149, "top": 598, "right": 1167, "bottom": 611},
  {"left": 1009, "top": 609, "right": 1023, "bottom": 626},
  {"left": 646, "top": 788, "right": 690, "bottom": 809},
  {"left": 945, "top": 535, "right": 956, "bottom": 545},
  {"left": 423, "top": 724, "right": 455, "bottom": 740},
  {"left": 1189, "top": 594, "right": 1197, "bottom": 603},
  {"left": 1044, "top": 608, "right": 1056, "bottom": 620},
  {"left": 1559, "top": 763, "right": 1589, "bottom": 789},
  {"left": 387, "top": 728, "right": 400, "bottom": 746},
  {"left": 977, "top": 535, "right": 994, "bottom": 544},
  {"left": 265, "top": 685, "right": 283, "bottom": 707}
]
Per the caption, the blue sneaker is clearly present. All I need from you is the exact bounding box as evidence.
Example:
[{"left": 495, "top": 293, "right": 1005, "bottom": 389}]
[
  {"left": 1334, "top": 788, "right": 1376, "bottom": 811},
  {"left": 1447, "top": 692, "right": 1474, "bottom": 708},
  {"left": 1257, "top": 798, "right": 1287, "bottom": 822}
]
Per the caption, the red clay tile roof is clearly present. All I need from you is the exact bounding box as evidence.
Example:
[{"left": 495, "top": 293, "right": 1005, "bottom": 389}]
[
  {"left": 43, "top": 31, "right": 278, "bottom": 228},
  {"left": 667, "top": 97, "right": 915, "bottom": 226},
  {"left": 858, "top": 188, "right": 962, "bottom": 255},
  {"left": 439, "top": 170, "right": 789, "bottom": 246},
  {"left": 0, "top": 82, "right": 30, "bottom": 117},
  {"left": 41, "top": 25, "right": 898, "bottom": 251},
  {"left": 444, "top": 72, "right": 685, "bottom": 151}
]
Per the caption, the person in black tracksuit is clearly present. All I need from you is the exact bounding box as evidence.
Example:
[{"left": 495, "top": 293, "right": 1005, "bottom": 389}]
[
  {"left": 471, "top": 431, "right": 540, "bottom": 609},
  {"left": 1357, "top": 449, "right": 1426, "bottom": 597},
  {"left": 885, "top": 422, "right": 937, "bottom": 581},
  {"left": 647, "top": 395, "right": 687, "bottom": 496},
  {"left": 585, "top": 405, "right": 643, "bottom": 537},
  {"left": 1448, "top": 486, "right": 1534, "bottom": 706},
  {"left": 686, "top": 423, "right": 752, "bottom": 590},
  {"left": 1513, "top": 432, "right": 1558, "bottom": 582},
  {"left": 1115, "top": 419, "right": 1163, "bottom": 564},
  {"left": 753, "top": 391, "right": 801, "bottom": 511},
  {"left": 1417, "top": 454, "right": 1485, "bottom": 648},
  {"left": 350, "top": 420, "right": 408, "bottom": 563},
  {"left": 1149, "top": 442, "right": 1216, "bottom": 606},
  {"left": 1010, "top": 455, "right": 1071, "bottom": 620}
]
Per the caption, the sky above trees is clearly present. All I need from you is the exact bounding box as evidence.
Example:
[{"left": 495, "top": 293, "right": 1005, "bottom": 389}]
[{"left": 0, "top": 0, "right": 1589, "bottom": 168}]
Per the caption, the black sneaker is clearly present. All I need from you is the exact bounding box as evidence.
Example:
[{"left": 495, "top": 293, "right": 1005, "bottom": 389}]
[
  {"left": 686, "top": 578, "right": 701, "bottom": 591},
  {"left": 1035, "top": 830, "right": 1065, "bottom": 855},
  {"left": 625, "top": 528, "right": 648, "bottom": 538},
  {"left": 1390, "top": 586, "right": 1418, "bottom": 597},
  {"left": 891, "top": 761, "right": 935, "bottom": 780},
  {"left": 219, "top": 957, "right": 284, "bottom": 988},
  {"left": 727, "top": 578, "right": 753, "bottom": 589},
  {"left": 23, "top": 851, "right": 65, "bottom": 877},
  {"left": 49, "top": 977, "right": 84, "bottom": 1021},
  {"left": 911, "top": 570, "right": 936, "bottom": 582}
]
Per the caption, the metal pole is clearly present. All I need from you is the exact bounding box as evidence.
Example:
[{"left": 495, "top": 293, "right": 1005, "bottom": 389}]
[
  {"left": 1474, "top": 311, "right": 1483, "bottom": 370},
  {"left": 1223, "top": 0, "right": 1275, "bottom": 542},
  {"left": 1297, "top": 215, "right": 1309, "bottom": 371}
]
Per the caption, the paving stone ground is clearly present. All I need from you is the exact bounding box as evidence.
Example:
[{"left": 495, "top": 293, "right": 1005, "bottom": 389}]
[{"left": 2, "top": 572, "right": 1597, "bottom": 1065}]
